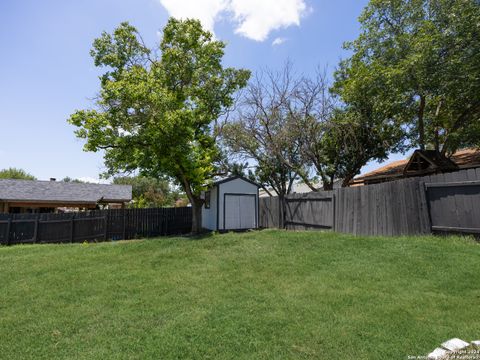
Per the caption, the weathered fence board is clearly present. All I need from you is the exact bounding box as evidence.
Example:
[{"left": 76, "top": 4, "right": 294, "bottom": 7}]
[
  {"left": 425, "top": 180, "right": 480, "bottom": 234},
  {"left": 259, "top": 167, "right": 480, "bottom": 236},
  {"left": 284, "top": 192, "right": 334, "bottom": 230},
  {"left": 259, "top": 196, "right": 280, "bottom": 228},
  {"left": 0, "top": 207, "right": 192, "bottom": 245},
  {"left": 335, "top": 176, "right": 439, "bottom": 236}
]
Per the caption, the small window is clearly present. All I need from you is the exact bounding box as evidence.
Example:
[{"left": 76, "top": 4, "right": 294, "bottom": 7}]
[{"left": 204, "top": 191, "right": 211, "bottom": 209}]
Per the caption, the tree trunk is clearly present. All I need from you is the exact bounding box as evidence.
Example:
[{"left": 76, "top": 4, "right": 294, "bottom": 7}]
[
  {"left": 322, "top": 175, "right": 334, "bottom": 191},
  {"left": 190, "top": 197, "right": 203, "bottom": 234},
  {"left": 434, "top": 100, "right": 442, "bottom": 152},
  {"left": 323, "top": 183, "right": 333, "bottom": 191},
  {"left": 434, "top": 128, "right": 440, "bottom": 152},
  {"left": 178, "top": 174, "right": 204, "bottom": 234},
  {"left": 418, "top": 94, "right": 426, "bottom": 150},
  {"left": 341, "top": 173, "right": 356, "bottom": 187}
]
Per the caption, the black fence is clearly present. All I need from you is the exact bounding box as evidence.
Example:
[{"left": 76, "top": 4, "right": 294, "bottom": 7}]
[
  {"left": 260, "top": 167, "right": 480, "bottom": 236},
  {"left": 0, "top": 207, "right": 192, "bottom": 245}
]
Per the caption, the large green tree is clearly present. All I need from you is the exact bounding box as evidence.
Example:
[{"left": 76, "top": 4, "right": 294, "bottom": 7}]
[
  {"left": 0, "top": 168, "right": 36, "bottom": 180},
  {"left": 69, "top": 19, "right": 250, "bottom": 233},
  {"left": 310, "top": 108, "right": 404, "bottom": 187},
  {"left": 335, "top": 0, "right": 480, "bottom": 155}
]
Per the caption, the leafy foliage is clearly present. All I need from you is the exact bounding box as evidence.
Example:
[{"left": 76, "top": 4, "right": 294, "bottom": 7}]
[
  {"left": 226, "top": 1, "right": 480, "bottom": 190},
  {"left": 68, "top": 19, "right": 250, "bottom": 232},
  {"left": 311, "top": 107, "right": 406, "bottom": 187},
  {"left": 61, "top": 177, "right": 85, "bottom": 183},
  {"left": 223, "top": 64, "right": 390, "bottom": 191},
  {"left": 335, "top": 0, "right": 480, "bottom": 154},
  {"left": 0, "top": 168, "right": 36, "bottom": 180},
  {"left": 113, "top": 176, "right": 186, "bottom": 208}
]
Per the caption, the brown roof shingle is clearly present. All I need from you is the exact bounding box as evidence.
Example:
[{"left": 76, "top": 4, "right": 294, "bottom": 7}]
[{"left": 354, "top": 148, "right": 480, "bottom": 183}]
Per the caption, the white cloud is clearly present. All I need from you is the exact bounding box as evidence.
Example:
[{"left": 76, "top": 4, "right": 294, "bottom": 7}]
[
  {"left": 78, "top": 177, "right": 110, "bottom": 184},
  {"left": 272, "top": 37, "right": 287, "bottom": 46},
  {"left": 159, "top": 0, "right": 228, "bottom": 34},
  {"left": 229, "top": 0, "right": 307, "bottom": 41},
  {"left": 158, "top": 0, "right": 309, "bottom": 41}
]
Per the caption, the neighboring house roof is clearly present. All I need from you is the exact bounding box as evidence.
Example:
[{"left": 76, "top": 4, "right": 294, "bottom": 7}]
[
  {"left": 0, "top": 179, "right": 132, "bottom": 204},
  {"left": 259, "top": 179, "right": 342, "bottom": 197},
  {"left": 353, "top": 148, "right": 480, "bottom": 185}
]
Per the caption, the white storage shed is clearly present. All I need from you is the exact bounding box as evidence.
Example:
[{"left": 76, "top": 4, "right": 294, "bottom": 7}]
[{"left": 201, "top": 176, "right": 260, "bottom": 231}]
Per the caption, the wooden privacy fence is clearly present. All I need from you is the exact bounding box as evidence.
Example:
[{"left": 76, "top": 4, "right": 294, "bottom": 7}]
[
  {"left": 259, "top": 196, "right": 281, "bottom": 229},
  {"left": 259, "top": 192, "right": 334, "bottom": 231},
  {"left": 285, "top": 192, "right": 334, "bottom": 230},
  {"left": 0, "top": 207, "right": 192, "bottom": 245},
  {"left": 426, "top": 180, "right": 480, "bottom": 235},
  {"left": 333, "top": 177, "right": 431, "bottom": 236},
  {"left": 259, "top": 167, "right": 480, "bottom": 236}
]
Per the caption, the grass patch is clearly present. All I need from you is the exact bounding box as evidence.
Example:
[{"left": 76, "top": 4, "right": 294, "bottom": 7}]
[{"left": 0, "top": 230, "right": 479, "bottom": 359}]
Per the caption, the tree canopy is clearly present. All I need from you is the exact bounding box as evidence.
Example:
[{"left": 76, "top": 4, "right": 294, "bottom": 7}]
[
  {"left": 113, "top": 176, "right": 186, "bottom": 208},
  {"left": 61, "top": 177, "right": 85, "bottom": 183},
  {"left": 69, "top": 19, "right": 250, "bottom": 232},
  {"left": 223, "top": 64, "right": 401, "bottom": 191},
  {"left": 334, "top": 0, "right": 480, "bottom": 155},
  {"left": 0, "top": 168, "right": 36, "bottom": 180},
  {"left": 225, "top": 0, "right": 480, "bottom": 191}
]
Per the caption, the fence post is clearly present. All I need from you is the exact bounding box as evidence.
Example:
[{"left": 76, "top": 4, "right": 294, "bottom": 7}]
[
  {"left": 6, "top": 218, "right": 11, "bottom": 246},
  {"left": 103, "top": 216, "right": 107, "bottom": 241},
  {"left": 164, "top": 209, "right": 168, "bottom": 235},
  {"left": 332, "top": 191, "right": 336, "bottom": 232},
  {"left": 122, "top": 210, "right": 127, "bottom": 240},
  {"left": 33, "top": 214, "right": 39, "bottom": 243},
  {"left": 279, "top": 195, "right": 285, "bottom": 229},
  {"left": 70, "top": 215, "right": 74, "bottom": 243},
  {"left": 422, "top": 181, "right": 433, "bottom": 234}
]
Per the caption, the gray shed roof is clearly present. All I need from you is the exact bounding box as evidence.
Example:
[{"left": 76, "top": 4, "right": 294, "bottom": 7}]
[
  {"left": 0, "top": 179, "right": 132, "bottom": 204},
  {"left": 213, "top": 175, "right": 260, "bottom": 187}
]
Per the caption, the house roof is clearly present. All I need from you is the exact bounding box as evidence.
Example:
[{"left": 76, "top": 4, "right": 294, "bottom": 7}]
[
  {"left": 354, "top": 148, "right": 480, "bottom": 184},
  {"left": 0, "top": 179, "right": 132, "bottom": 204},
  {"left": 213, "top": 175, "right": 261, "bottom": 188}
]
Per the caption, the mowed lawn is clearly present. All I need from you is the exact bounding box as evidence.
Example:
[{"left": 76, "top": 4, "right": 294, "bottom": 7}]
[{"left": 0, "top": 230, "right": 479, "bottom": 359}]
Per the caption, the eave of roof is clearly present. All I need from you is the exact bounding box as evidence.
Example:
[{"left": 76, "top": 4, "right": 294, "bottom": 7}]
[
  {"left": 353, "top": 148, "right": 480, "bottom": 183},
  {"left": 354, "top": 159, "right": 408, "bottom": 182},
  {"left": 0, "top": 179, "right": 132, "bottom": 203},
  {"left": 213, "top": 175, "right": 261, "bottom": 188}
]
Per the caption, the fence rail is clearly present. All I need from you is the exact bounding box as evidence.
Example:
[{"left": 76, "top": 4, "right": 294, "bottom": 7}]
[
  {"left": 284, "top": 192, "right": 334, "bottom": 230},
  {"left": 425, "top": 178, "right": 480, "bottom": 235},
  {"left": 259, "top": 167, "right": 480, "bottom": 236},
  {"left": 0, "top": 207, "right": 192, "bottom": 245}
]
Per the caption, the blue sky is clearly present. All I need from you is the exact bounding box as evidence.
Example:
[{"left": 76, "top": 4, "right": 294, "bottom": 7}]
[{"left": 0, "top": 0, "right": 406, "bottom": 182}]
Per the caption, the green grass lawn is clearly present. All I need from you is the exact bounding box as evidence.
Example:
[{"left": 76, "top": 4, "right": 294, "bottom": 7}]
[{"left": 0, "top": 230, "right": 479, "bottom": 359}]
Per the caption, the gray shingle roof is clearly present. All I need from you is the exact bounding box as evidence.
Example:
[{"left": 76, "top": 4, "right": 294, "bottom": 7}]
[
  {"left": 213, "top": 175, "right": 260, "bottom": 187},
  {"left": 0, "top": 179, "right": 132, "bottom": 204}
]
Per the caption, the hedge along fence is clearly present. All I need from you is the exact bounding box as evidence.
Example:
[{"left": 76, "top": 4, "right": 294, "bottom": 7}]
[
  {"left": 0, "top": 207, "right": 192, "bottom": 245},
  {"left": 259, "top": 167, "right": 480, "bottom": 236}
]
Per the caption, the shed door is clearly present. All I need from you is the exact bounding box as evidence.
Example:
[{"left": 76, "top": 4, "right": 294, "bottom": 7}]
[{"left": 224, "top": 194, "right": 256, "bottom": 230}]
